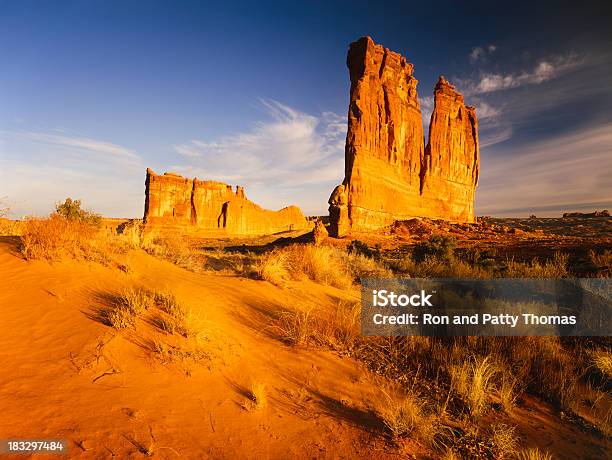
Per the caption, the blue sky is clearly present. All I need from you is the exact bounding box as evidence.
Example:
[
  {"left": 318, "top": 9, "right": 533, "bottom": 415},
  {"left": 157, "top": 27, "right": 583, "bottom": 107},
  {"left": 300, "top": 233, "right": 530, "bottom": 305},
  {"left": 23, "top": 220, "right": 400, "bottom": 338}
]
[{"left": 1, "top": 0, "right": 611, "bottom": 217}]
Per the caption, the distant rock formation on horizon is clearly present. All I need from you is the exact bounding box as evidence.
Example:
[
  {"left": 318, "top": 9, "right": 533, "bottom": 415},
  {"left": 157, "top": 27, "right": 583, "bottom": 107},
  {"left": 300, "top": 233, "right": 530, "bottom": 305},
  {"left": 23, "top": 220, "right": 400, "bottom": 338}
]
[
  {"left": 144, "top": 169, "right": 312, "bottom": 235},
  {"left": 329, "top": 36, "right": 480, "bottom": 237},
  {"left": 563, "top": 210, "right": 610, "bottom": 218}
]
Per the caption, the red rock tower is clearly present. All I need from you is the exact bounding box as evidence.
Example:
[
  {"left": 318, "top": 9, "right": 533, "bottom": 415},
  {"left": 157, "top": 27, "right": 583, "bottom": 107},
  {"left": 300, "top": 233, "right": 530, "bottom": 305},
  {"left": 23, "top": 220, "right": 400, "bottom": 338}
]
[{"left": 329, "top": 37, "right": 479, "bottom": 237}]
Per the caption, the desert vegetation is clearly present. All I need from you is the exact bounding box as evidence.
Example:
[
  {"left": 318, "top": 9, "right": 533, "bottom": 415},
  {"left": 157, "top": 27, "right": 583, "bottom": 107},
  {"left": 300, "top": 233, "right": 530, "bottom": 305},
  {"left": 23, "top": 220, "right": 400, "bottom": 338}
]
[{"left": 2, "top": 205, "right": 610, "bottom": 458}]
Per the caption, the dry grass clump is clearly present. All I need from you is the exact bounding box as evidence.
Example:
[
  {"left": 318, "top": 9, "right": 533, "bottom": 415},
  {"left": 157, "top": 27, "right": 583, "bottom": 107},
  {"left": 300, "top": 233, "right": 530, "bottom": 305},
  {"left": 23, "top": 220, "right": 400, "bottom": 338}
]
[
  {"left": 354, "top": 336, "right": 599, "bottom": 430},
  {"left": 121, "top": 287, "right": 154, "bottom": 315},
  {"left": 510, "top": 337, "right": 579, "bottom": 410},
  {"left": 286, "top": 244, "right": 354, "bottom": 288},
  {"left": 112, "top": 220, "right": 145, "bottom": 250},
  {"left": 516, "top": 448, "right": 554, "bottom": 460},
  {"left": 393, "top": 255, "right": 491, "bottom": 278},
  {"left": 590, "top": 349, "right": 612, "bottom": 380},
  {"left": 275, "top": 309, "right": 311, "bottom": 346},
  {"left": 106, "top": 287, "right": 153, "bottom": 329},
  {"left": 18, "top": 214, "right": 141, "bottom": 266},
  {"left": 348, "top": 251, "right": 393, "bottom": 280},
  {"left": 311, "top": 300, "right": 360, "bottom": 353},
  {"left": 255, "top": 243, "right": 390, "bottom": 289},
  {"left": 19, "top": 199, "right": 126, "bottom": 262},
  {"left": 154, "top": 291, "right": 183, "bottom": 318},
  {"left": 499, "top": 374, "right": 520, "bottom": 412},
  {"left": 143, "top": 236, "right": 202, "bottom": 271},
  {"left": 254, "top": 250, "right": 290, "bottom": 285},
  {"left": 589, "top": 249, "right": 611, "bottom": 277},
  {"left": 451, "top": 356, "right": 497, "bottom": 417},
  {"left": 377, "top": 389, "right": 439, "bottom": 445},
  {"left": 504, "top": 252, "right": 569, "bottom": 278},
  {"left": 0, "top": 217, "right": 23, "bottom": 236},
  {"left": 273, "top": 300, "right": 360, "bottom": 354},
  {"left": 21, "top": 214, "right": 101, "bottom": 260},
  {"left": 249, "top": 382, "right": 267, "bottom": 409},
  {"left": 153, "top": 290, "right": 206, "bottom": 340},
  {"left": 491, "top": 423, "right": 519, "bottom": 458},
  {"left": 107, "top": 304, "right": 138, "bottom": 329}
]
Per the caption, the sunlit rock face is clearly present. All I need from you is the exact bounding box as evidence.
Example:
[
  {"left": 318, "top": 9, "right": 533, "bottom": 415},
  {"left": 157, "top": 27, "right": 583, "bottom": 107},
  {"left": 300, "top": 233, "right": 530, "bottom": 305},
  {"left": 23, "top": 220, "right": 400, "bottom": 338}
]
[
  {"left": 422, "top": 76, "right": 479, "bottom": 223},
  {"left": 144, "top": 169, "right": 312, "bottom": 235},
  {"left": 329, "top": 36, "right": 479, "bottom": 237}
]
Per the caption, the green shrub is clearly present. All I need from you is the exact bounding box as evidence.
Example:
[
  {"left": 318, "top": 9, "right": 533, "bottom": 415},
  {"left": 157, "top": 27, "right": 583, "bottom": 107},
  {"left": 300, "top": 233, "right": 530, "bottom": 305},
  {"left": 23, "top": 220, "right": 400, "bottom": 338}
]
[
  {"left": 413, "top": 235, "right": 456, "bottom": 262},
  {"left": 347, "top": 240, "right": 382, "bottom": 260},
  {"left": 55, "top": 197, "right": 101, "bottom": 226}
]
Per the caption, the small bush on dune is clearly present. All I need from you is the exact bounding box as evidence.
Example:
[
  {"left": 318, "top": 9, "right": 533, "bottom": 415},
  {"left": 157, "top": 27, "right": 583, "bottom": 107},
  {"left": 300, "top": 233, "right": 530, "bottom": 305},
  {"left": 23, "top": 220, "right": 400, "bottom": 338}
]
[
  {"left": 0, "top": 218, "right": 23, "bottom": 236},
  {"left": 0, "top": 201, "right": 24, "bottom": 236},
  {"left": 55, "top": 197, "right": 101, "bottom": 226},
  {"left": 116, "top": 220, "right": 144, "bottom": 249},
  {"left": 154, "top": 291, "right": 183, "bottom": 317},
  {"left": 21, "top": 214, "right": 100, "bottom": 260},
  {"left": 18, "top": 198, "right": 124, "bottom": 262}
]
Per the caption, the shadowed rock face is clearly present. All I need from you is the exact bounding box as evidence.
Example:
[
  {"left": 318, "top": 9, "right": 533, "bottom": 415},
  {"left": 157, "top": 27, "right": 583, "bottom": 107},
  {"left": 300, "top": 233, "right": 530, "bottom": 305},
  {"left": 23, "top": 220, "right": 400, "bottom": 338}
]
[
  {"left": 144, "top": 169, "right": 312, "bottom": 235},
  {"left": 329, "top": 36, "right": 479, "bottom": 237}
]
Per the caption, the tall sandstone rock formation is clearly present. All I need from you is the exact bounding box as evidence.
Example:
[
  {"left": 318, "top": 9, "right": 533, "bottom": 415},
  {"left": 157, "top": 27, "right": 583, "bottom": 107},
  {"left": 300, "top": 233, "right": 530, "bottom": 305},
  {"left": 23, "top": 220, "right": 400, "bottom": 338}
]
[
  {"left": 144, "top": 169, "right": 312, "bottom": 235},
  {"left": 329, "top": 36, "right": 479, "bottom": 237}
]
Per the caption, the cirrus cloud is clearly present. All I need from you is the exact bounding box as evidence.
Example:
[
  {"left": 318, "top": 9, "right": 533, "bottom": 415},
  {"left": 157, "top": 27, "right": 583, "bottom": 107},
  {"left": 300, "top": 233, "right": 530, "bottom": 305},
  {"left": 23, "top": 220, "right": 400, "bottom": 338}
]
[{"left": 172, "top": 99, "right": 347, "bottom": 215}]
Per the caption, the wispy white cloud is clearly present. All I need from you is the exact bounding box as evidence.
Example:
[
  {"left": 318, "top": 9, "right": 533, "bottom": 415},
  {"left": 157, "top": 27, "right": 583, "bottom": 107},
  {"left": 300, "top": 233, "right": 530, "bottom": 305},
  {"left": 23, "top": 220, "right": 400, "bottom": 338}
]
[
  {"left": 476, "top": 123, "right": 612, "bottom": 216},
  {"left": 470, "top": 44, "right": 497, "bottom": 63},
  {"left": 15, "top": 132, "right": 141, "bottom": 162},
  {"left": 479, "top": 126, "right": 513, "bottom": 148},
  {"left": 476, "top": 101, "right": 500, "bottom": 120},
  {"left": 172, "top": 99, "right": 346, "bottom": 214},
  {"left": 467, "top": 54, "right": 582, "bottom": 94},
  {"left": 0, "top": 131, "right": 143, "bottom": 217}
]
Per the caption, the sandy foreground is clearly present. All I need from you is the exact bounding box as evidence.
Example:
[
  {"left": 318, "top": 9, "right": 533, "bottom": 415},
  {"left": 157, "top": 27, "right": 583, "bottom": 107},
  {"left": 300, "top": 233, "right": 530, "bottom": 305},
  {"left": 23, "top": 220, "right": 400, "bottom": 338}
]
[{"left": 0, "top": 236, "right": 608, "bottom": 459}]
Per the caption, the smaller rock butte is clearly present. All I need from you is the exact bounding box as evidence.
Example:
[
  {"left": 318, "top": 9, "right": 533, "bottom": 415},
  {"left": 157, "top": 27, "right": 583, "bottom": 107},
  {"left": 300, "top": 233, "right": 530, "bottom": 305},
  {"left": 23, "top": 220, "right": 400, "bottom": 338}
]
[
  {"left": 144, "top": 168, "right": 312, "bottom": 235},
  {"left": 329, "top": 36, "right": 480, "bottom": 237}
]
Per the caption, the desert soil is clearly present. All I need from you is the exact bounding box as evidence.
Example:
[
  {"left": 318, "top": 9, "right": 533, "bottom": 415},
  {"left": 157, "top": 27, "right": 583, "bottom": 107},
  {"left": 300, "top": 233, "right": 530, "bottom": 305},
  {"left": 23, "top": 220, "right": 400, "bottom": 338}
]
[{"left": 0, "top": 235, "right": 609, "bottom": 459}]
